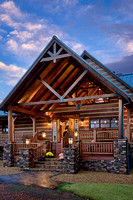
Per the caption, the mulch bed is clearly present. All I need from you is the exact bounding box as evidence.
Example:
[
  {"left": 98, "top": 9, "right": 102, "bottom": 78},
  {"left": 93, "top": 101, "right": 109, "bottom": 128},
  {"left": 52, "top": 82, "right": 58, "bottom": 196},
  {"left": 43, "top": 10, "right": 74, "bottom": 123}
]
[{"left": 0, "top": 183, "right": 85, "bottom": 200}]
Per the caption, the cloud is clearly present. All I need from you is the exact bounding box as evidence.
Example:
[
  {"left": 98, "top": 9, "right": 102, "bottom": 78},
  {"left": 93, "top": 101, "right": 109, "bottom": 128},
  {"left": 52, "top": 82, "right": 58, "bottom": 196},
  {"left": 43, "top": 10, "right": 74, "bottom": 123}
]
[
  {"left": 0, "top": 1, "right": 23, "bottom": 18},
  {"left": 0, "top": 61, "right": 26, "bottom": 86},
  {"left": 106, "top": 54, "right": 133, "bottom": 74},
  {"left": 7, "top": 39, "right": 18, "bottom": 53}
]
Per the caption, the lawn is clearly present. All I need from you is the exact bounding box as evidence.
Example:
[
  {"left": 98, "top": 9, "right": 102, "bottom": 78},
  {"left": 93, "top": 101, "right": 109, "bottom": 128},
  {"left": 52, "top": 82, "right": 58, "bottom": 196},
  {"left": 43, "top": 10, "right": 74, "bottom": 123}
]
[{"left": 57, "top": 182, "right": 133, "bottom": 200}]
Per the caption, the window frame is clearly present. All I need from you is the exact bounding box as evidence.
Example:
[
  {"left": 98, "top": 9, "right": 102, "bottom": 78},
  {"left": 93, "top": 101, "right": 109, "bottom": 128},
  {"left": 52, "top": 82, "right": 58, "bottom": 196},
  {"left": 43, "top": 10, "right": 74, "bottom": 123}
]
[{"left": 90, "top": 118, "right": 118, "bottom": 129}]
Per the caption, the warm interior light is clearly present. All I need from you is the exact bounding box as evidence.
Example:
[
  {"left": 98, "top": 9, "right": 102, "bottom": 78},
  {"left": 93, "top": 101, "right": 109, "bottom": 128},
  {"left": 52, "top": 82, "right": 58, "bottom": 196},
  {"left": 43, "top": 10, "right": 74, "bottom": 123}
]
[
  {"left": 104, "top": 120, "right": 107, "bottom": 123},
  {"left": 42, "top": 132, "right": 46, "bottom": 139},
  {"left": 81, "top": 121, "right": 83, "bottom": 124},
  {"left": 69, "top": 137, "right": 73, "bottom": 145},
  {"left": 74, "top": 130, "right": 78, "bottom": 137},
  {"left": 26, "top": 139, "right": 30, "bottom": 145},
  {"left": 94, "top": 121, "right": 97, "bottom": 124},
  {"left": 115, "top": 120, "right": 118, "bottom": 123},
  {"left": 48, "top": 122, "right": 51, "bottom": 126}
]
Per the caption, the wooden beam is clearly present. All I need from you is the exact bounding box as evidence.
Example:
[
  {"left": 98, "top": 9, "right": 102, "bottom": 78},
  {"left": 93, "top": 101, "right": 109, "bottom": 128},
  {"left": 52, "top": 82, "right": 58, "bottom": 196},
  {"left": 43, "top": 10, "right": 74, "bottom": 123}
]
[
  {"left": 38, "top": 77, "right": 61, "bottom": 99},
  {"left": 31, "top": 117, "right": 36, "bottom": 137},
  {"left": 18, "top": 93, "right": 116, "bottom": 106},
  {"left": 8, "top": 109, "right": 13, "bottom": 142},
  {"left": 10, "top": 106, "right": 50, "bottom": 119},
  {"left": 40, "top": 54, "right": 71, "bottom": 63},
  {"left": 118, "top": 99, "right": 123, "bottom": 139},
  {"left": 62, "top": 69, "right": 88, "bottom": 98}
]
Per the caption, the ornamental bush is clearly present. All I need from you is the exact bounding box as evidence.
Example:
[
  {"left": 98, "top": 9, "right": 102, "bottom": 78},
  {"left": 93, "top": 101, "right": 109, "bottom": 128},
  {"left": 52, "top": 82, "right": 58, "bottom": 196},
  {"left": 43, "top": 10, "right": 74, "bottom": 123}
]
[{"left": 46, "top": 152, "right": 54, "bottom": 157}]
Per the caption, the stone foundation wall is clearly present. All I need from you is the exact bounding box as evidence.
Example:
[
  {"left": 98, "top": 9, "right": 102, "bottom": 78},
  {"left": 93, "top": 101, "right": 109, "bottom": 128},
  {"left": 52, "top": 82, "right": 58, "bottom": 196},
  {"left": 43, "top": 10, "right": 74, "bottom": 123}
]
[
  {"left": 129, "top": 143, "right": 133, "bottom": 169},
  {"left": 82, "top": 139, "right": 127, "bottom": 174}
]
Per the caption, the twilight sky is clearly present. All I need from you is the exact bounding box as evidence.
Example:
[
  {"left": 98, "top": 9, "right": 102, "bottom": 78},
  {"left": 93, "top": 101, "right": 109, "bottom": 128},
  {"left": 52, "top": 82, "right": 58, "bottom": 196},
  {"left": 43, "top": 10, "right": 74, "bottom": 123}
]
[{"left": 0, "top": 0, "right": 133, "bottom": 103}]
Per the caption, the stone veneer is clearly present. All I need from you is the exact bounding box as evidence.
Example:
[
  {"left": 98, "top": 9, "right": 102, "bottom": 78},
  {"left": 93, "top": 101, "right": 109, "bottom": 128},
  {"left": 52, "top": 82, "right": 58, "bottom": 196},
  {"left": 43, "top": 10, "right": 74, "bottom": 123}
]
[
  {"left": 63, "top": 146, "right": 80, "bottom": 174},
  {"left": 81, "top": 139, "right": 127, "bottom": 174},
  {"left": 3, "top": 142, "right": 14, "bottom": 167},
  {"left": 129, "top": 143, "right": 133, "bottom": 169},
  {"left": 19, "top": 148, "right": 34, "bottom": 169}
]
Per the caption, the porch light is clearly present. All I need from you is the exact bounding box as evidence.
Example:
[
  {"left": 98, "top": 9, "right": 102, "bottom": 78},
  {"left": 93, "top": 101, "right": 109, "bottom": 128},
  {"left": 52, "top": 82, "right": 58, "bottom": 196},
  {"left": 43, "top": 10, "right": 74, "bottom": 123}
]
[
  {"left": 26, "top": 138, "right": 30, "bottom": 147},
  {"left": 48, "top": 123, "right": 51, "bottom": 126},
  {"left": 69, "top": 136, "right": 73, "bottom": 148},
  {"left": 74, "top": 129, "right": 78, "bottom": 141},
  {"left": 115, "top": 120, "right": 118, "bottom": 123},
  {"left": 42, "top": 132, "right": 46, "bottom": 139},
  {"left": 81, "top": 120, "right": 84, "bottom": 124},
  {"left": 74, "top": 130, "right": 78, "bottom": 137}
]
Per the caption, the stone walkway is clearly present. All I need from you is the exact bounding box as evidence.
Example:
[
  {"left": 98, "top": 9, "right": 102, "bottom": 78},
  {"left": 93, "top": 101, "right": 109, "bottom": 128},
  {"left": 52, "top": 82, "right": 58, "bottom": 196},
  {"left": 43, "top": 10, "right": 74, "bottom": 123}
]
[{"left": 0, "top": 171, "right": 64, "bottom": 189}]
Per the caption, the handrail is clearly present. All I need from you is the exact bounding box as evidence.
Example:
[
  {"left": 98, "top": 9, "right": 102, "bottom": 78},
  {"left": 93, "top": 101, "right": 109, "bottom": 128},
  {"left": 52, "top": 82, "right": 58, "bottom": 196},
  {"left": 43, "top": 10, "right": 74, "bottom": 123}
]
[
  {"left": 81, "top": 141, "right": 114, "bottom": 154},
  {"left": 32, "top": 144, "right": 46, "bottom": 161}
]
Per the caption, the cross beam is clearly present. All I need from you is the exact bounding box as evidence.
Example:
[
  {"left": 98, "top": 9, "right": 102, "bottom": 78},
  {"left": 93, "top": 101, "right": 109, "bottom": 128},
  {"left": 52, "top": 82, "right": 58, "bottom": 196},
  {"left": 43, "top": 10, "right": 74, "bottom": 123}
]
[
  {"left": 18, "top": 93, "right": 117, "bottom": 106},
  {"left": 40, "top": 42, "right": 71, "bottom": 63}
]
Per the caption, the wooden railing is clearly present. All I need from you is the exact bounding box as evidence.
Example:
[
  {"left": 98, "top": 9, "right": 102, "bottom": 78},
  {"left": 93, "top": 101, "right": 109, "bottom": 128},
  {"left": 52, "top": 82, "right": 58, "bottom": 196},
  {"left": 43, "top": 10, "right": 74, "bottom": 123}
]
[
  {"left": 96, "top": 130, "right": 118, "bottom": 141},
  {"left": 81, "top": 142, "right": 114, "bottom": 155},
  {"left": 79, "top": 131, "right": 93, "bottom": 141},
  {"left": 32, "top": 145, "right": 46, "bottom": 161},
  {"left": 13, "top": 143, "right": 38, "bottom": 153},
  {"left": 131, "top": 130, "right": 133, "bottom": 141}
]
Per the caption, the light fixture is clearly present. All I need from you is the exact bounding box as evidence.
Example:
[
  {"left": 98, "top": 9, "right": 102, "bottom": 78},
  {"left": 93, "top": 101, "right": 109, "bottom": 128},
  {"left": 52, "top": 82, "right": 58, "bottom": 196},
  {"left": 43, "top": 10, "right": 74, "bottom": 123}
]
[
  {"left": 42, "top": 132, "right": 46, "bottom": 139},
  {"left": 69, "top": 136, "right": 73, "bottom": 148},
  {"left": 115, "top": 120, "right": 118, "bottom": 123},
  {"left": 104, "top": 120, "right": 107, "bottom": 123},
  {"left": 94, "top": 121, "right": 97, "bottom": 124},
  {"left": 48, "top": 122, "right": 51, "bottom": 126},
  {"left": 81, "top": 120, "right": 84, "bottom": 125},
  {"left": 74, "top": 130, "right": 78, "bottom": 137},
  {"left": 26, "top": 138, "right": 30, "bottom": 147}
]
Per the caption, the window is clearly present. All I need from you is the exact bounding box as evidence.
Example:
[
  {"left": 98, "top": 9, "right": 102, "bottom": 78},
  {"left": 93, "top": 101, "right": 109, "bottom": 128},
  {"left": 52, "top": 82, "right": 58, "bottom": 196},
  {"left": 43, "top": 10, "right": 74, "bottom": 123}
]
[
  {"left": 2, "top": 122, "right": 8, "bottom": 133},
  {"left": 100, "top": 119, "right": 110, "bottom": 128},
  {"left": 53, "top": 121, "right": 57, "bottom": 141},
  {"left": 111, "top": 118, "right": 118, "bottom": 128},
  {"left": 90, "top": 119, "right": 100, "bottom": 128},
  {"left": 90, "top": 118, "right": 118, "bottom": 129}
]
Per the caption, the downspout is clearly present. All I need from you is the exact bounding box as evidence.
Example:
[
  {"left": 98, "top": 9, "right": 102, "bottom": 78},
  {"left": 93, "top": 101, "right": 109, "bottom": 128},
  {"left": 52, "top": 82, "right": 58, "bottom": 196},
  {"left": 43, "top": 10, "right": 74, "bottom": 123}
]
[{"left": 122, "top": 100, "right": 131, "bottom": 175}]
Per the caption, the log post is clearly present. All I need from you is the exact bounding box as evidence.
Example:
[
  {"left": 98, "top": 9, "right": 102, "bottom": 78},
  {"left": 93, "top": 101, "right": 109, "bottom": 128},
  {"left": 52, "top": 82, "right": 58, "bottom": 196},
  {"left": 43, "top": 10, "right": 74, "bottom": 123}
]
[
  {"left": 12, "top": 117, "right": 17, "bottom": 142},
  {"left": 32, "top": 117, "right": 36, "bottom": 137},
  {"left": 8, "top": 109, "right": 13, "bottom": 142},
  {"left": 118, "top": 99, "right": 123, "bottom": 139}
]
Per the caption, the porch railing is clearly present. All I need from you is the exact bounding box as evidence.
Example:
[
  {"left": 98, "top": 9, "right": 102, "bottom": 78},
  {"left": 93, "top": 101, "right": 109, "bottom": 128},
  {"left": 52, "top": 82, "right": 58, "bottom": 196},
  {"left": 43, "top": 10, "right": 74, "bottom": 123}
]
[
  {"left": 96, "top": 130, "right": 119, "bottom": 141},
  {"left": 13, "top": 143, "right": 38, "bottom": 153},
  {"left": 32, "top": 145, "right": 46, "bottom": 161},
  {"left": 81, "top": 142, "right": 114, "bottom": 155}
]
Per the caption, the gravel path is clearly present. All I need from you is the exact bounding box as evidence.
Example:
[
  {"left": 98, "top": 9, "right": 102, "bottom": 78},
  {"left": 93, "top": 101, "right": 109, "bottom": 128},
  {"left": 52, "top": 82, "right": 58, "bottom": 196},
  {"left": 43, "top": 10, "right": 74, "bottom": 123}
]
[{"left": 51, "top": 170, "right": 133, "bottom": 185}]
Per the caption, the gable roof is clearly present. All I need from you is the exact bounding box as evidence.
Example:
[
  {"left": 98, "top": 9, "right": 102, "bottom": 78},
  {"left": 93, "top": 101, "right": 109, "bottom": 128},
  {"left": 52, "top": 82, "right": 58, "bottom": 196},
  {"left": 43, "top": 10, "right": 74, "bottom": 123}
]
[
  {"left": 81, "top": 50, "right": 133, "bottom": 99},
  {"left": 118, "top": 73, "right": 133, "bottom": 88},
  {"left": 0, "top": 36, "right": 133, "bottom": 112}
]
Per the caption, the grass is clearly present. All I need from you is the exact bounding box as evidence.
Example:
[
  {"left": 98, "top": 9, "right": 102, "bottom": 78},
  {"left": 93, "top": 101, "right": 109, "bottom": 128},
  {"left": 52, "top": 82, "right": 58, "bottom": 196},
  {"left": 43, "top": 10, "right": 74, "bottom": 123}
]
[{"left": 57, "top": 182, "right": 133, "bottom": 200}]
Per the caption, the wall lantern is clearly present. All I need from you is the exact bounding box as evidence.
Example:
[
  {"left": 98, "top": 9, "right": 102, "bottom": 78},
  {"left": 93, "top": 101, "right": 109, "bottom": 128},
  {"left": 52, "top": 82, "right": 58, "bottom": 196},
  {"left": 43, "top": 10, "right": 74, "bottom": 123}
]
[
  {"left": 48, "top": 122, "right": 51, "bottom": 126},
  {"left": 81, "top": 120, "right": 84, "bottom": 125},
  {"left": 74, "top": 129, "right": 78, "bottom": 141},
  {"left": 26, "top": 138, "right": 30, "bottom": 147},
  {"left": 42, "top": 132, "right": 46, "bottom": 139},
  {"left": 69, "top": 136, "right": 73, "bottom": 148}
]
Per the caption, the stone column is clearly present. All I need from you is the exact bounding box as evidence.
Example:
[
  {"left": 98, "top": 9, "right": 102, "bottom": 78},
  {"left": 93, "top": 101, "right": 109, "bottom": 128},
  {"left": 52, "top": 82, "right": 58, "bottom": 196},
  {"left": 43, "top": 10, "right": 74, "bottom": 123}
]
[
  {"left": 3, "top": 142, "right": 14, "bottom": 167},
  {"left": 19, "top": 148, "right": 34, "bottom": 169},
  {"left": 114, "top": 139, "right": 127, "bottom": 174},
  {"left": 63, "top": 147, "right": 80, "bottom": 174}
]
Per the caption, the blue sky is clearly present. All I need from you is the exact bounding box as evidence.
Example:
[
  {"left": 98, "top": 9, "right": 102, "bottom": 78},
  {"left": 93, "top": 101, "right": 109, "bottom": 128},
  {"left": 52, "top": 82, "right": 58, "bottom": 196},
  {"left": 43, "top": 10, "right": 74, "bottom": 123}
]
[{"left": 0, "top": 0, "right": 133, "bottom": 102}]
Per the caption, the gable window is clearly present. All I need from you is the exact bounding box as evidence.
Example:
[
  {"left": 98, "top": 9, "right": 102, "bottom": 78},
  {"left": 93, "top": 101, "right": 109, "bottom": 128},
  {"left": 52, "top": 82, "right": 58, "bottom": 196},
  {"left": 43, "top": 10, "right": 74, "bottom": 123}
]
[
  {"left": 2, "top": 122, "right": 8, "bottom": 133},
  {"left": 90, "top": 118, "right": 118, "bottom": 129}
]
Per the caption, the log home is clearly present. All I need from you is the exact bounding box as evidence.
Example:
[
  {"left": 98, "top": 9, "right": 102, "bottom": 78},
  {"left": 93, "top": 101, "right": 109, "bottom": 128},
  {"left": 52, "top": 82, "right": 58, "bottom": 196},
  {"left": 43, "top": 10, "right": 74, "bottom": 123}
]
[{"left": 0, "top": 36, "right": 133, "bottom": 174}]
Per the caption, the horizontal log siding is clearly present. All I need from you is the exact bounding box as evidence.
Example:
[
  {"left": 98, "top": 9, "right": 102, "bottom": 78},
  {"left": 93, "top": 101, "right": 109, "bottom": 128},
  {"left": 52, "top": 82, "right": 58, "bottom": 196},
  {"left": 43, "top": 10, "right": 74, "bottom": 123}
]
[
  {"left": 36, "top": 118, "right": 52, "bottom": 141},
  {"left": 14, "top": 118, "right": 33, "bottom": 142},
  {"left": 79, "top": 100, "right": 119, "bottom": 141}
]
